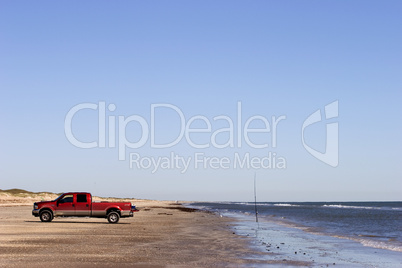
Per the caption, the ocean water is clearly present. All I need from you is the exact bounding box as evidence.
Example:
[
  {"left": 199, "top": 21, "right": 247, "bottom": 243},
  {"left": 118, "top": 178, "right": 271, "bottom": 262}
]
[{"left": 190, "top": 202, "right": 402, "bottom": 267}]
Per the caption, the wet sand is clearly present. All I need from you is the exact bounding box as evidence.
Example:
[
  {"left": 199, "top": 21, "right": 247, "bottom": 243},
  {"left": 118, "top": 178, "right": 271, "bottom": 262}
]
[{"left": 0, "top": 201, "right": 274, "bottom": 267}]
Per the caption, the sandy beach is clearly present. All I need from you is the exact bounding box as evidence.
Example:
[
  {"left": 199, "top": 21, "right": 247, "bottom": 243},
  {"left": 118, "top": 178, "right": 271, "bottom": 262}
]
[
  {"left": 0, "top": 191, "right": 299, "bottom": 268},
  {"left": 0, "top": 205, "right": 243, "bottom": 267},
  {"left": 2, "top": 191, "right": 401, "bottom": 267}
]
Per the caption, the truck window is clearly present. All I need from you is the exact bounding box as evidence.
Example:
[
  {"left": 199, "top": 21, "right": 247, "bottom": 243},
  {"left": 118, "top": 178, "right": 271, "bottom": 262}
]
[
  {"left": 77, "top": 194, "right": 87, "bottom": 203},
  {"left": 59, "top": 195, "right": 73, "bottom": 203}
]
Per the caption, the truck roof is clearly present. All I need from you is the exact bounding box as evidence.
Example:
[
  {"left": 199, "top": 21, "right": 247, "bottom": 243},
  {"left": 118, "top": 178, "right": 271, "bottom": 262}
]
[{"left": 61, "top": 192, "right": 91, "bottom": 195}]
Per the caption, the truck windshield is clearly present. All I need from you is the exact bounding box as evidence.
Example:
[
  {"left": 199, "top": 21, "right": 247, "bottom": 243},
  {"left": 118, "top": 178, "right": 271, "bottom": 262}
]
[{"left": 53, "top": 194, "right": 64, "bottom": 201}]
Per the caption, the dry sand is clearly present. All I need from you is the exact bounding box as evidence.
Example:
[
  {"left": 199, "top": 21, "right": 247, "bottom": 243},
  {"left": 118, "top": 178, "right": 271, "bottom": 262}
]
[{"left": 0, "top": 198, "right": 277, "bottom": 267}]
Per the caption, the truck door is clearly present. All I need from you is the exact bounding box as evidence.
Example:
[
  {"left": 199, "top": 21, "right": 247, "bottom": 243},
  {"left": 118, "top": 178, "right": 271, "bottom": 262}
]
[
  {"left": 56, "top": 194, "right": 75, "bottom": 216},
  {"left": 75, "top": 193, "right": 91, "bottom": 216}
]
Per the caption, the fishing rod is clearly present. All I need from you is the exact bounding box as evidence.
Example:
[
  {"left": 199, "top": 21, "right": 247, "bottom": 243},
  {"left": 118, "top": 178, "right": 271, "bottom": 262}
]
[{"left": 254, "top": 172, "right": 258, "bottom": 223}]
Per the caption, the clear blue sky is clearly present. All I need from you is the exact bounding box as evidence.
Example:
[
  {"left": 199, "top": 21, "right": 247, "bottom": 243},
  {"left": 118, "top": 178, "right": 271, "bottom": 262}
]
[{"left": 1, "top": 1, "right": 401, "bottom": 201}]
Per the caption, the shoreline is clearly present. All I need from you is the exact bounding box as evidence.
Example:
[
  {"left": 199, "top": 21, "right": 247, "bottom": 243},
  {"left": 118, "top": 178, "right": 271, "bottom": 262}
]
[
  {"left": 187, "top": 202, "right": 402, "bottom": 267},
  {"left": 216, "top": 211, "right": 402, "bottom": 267}
]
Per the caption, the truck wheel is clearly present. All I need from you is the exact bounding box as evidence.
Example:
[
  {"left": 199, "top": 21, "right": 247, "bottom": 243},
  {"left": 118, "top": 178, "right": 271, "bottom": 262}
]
[
  {"left": 40, "top": 210, "right": 53, "bottom": 222},
  {"left": 107, "top": 212, "right": 120, "bottom": 224}
]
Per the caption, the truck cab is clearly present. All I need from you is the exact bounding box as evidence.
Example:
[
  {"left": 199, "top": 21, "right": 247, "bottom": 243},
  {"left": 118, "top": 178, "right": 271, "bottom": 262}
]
[{"left": 53, "top": 192, "right": 91, "bottom": 216}]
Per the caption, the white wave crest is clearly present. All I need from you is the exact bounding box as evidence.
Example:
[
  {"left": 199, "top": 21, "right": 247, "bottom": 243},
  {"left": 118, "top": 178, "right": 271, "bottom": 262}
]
[
  {"left": 273, "top": 203, "right": 301, "bottom": 207},
  {"left": 322, "top": 204, "right": 379, "bottom": 210},
  {"left": 359, "top": 239, "right": 402, "bottom": 253}
]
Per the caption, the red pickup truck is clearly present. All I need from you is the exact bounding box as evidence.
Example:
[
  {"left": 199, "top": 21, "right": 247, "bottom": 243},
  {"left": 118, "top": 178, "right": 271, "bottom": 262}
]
[{"left": 32, "top": 192, "right": 138, "bottom": 223}]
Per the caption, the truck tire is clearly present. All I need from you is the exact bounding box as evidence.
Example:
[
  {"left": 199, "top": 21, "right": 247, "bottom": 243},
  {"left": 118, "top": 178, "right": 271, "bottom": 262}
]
[
  {"left": 40, "top": 210, "right": 53, "bottom": 222},
  {"left": 107, "top": 211, "right": 120, "bottom": 223}
]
